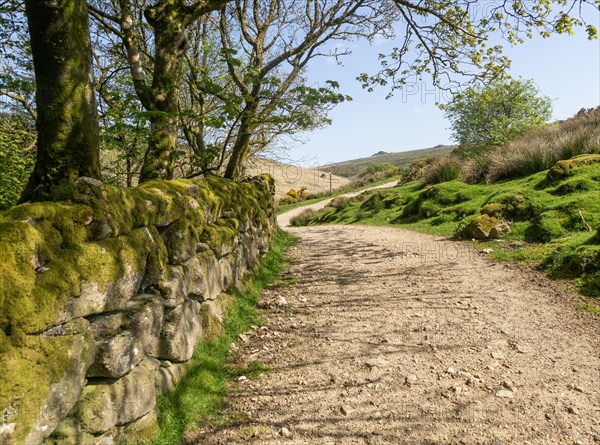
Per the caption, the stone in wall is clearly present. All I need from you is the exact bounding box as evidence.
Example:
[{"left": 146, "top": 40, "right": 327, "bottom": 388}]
[
  {"left": 157, "top": 265, "right": 189, "bottom": 308},
  {"left": 185, "top": 250, "right": 223, "bottom": 301},
  {"left": 160, "top": 218, "right": 202, "bottom": 265},
  {"left": 87, "top": 296, "right": 164, "bottom": 378},
  {"left": 23, "top": 331, "right": 96, "bottom": 445},
  {"left": 155, "top": 361, "right": 188, "bottom": 395},
  {"left": 56, "top": 227, "right": 158, "bottom": 323},
  {"left": 159, "top": 299, "right": 203, "bottom": 362},
  {"left": 71, "top": 358, "right": 158, "bottom": 435},
  {"left": 201, "top": 293, "right": 235, "bottom": 341}
]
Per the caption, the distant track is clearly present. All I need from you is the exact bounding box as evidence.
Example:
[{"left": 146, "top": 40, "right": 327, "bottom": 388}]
[{"left": 277, "top": 180, "right": 400, "bottom": 228}]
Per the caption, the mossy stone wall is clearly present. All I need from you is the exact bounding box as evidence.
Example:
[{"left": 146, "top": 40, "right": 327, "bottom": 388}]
[{"left": 0, "top": 174, "right": 275, "bottom": 444}]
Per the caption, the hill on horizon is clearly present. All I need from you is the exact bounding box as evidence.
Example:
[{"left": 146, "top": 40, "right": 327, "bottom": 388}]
[{"left": 325, "top": 144, "right": 456, "bottom": 177}]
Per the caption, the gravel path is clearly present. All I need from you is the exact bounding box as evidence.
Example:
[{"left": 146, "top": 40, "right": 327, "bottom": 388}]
[{"left": 191, "top": 222, "right": 599, "bottom": 445}]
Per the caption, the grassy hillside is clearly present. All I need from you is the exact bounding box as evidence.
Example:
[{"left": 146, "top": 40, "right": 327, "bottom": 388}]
[{"left": 325, "top": 144, "right": 455, "bottom": 177}]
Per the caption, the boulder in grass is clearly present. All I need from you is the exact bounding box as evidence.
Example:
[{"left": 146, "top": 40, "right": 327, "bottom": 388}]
[
  {"left": 546, "top": 154, "right": 600, "bottom": 182},
  {"left": 465, "top": 215, "right": 511, "bottom": 240}
]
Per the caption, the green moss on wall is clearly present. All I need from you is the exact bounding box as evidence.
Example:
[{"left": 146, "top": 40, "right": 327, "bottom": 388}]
[
  {"left": 0, "top": 174, "right": 275, "bottom": 443},
  {"left": 0, "top": 330, "right": 74, "bottom": 443}
]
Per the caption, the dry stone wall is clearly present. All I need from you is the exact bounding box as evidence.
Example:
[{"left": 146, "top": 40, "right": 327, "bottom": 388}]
[{"left": 0, "top": 175, "right": 276, "bottom": 444}]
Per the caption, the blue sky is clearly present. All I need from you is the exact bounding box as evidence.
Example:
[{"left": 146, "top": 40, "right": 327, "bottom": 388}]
[{"left": 286, "top": 16, "right": 600, "bottom": 167}]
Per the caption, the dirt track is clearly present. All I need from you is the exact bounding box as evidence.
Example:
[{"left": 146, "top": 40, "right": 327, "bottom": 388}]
[{"left": 191, "top": 219, "right": 600, "bottom": 444}]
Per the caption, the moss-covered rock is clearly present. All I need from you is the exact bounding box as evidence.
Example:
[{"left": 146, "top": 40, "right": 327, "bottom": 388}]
[
  {"left": 160, "top": 218, "right": 203, "bottom": 265},
  {"left": 200, "top": 293, "right": 235, "bottom": 341},
  {"left": 184, "top": 251, "right": 222, "bottom": 301},
  {"left": 551, "top": 178, "right": 595, "bottom": 195},
  {"left": 487, "top": 192, "right": 538, "bottom": 220},
  {"left": 55, "top": 227, "right": 157, "bottom": 323},
  {"left": 159, "top": 299, "right": 203, "bottom": 362},
  {"left": 0, "top": 330, "right": 95, "bottom": 445},
  {"left": 547, "top": 154, "right": 600, "bottom": 182},
  {"left": 157, "top": 265, "right": 189, "bottom": 308},
  {"left": 481, "top": 203, "right": 504, "bottom": 217},
  {"left": 72, "top": 357, "right": 158, "bottom": 435},
  {"left": 200, "top": 224, "right": 239, "bottom": 258},
  {"left": 464, "top": 215, "right": 500, "bottom": 240}
]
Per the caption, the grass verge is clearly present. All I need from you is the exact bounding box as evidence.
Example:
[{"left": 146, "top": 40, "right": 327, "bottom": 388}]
[{"left": 150, "top": 229, "right": 297, "bottom": 444}]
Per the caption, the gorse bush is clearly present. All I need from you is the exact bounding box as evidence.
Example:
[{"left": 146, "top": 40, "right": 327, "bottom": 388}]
[
  {"left": 399, "top": 156, "right": 437, "bottom": 184},
  {"left": 424, "top": 156, "right": 462, "bottom": 184},
  {"left": 278, "top": 186, "right": 308, "bottom": 205}
]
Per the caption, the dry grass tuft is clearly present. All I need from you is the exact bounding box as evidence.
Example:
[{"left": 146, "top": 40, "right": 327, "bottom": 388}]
[{"left": 482, "top": 107, "right": 600, "bottom": 183}]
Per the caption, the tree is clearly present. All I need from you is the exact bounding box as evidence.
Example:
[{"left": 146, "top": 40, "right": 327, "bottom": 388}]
[
  {"left": 218, "top": 0, "right": 392, "bottom": 179},
  {"left": 20, "top": 0, "right": 101, "bottom": 202},
  {"left": 95, "top": 67, "right": 149, "bottom": 187},
  {"left": 177, "top": 16, "right": 238, "bottom": 176},
  {"left": 0, "top": 1, "right": 36, "bottom": 122},
  {"left": 88, "top": 0, "right": 231, "bottom": 183},
  {"left": 361, "top": 0, "right": 598, "bottom": 95},
  {"left": 443, "top": 78, "right": 553, "bottom": 154}
]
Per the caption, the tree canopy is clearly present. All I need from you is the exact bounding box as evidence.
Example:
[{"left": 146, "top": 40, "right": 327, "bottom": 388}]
[
  {"left": 361, "top": 0, "right": 599, "bottom": 95},
  {"left": 0, "top": 0, "right": 597, "bottom": 205}
]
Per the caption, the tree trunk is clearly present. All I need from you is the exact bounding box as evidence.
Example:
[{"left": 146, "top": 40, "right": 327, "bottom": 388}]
[
  {"left": 139, "top": 112, "right": 178, "bottom": 182},
  {"left": 138, "top": 4, "right": 186, "bottom": 183},
  {"left": 224, "top": 99, "right": 259, "bottom": 180},
  {"left": 20, "top": 0, "right": 100, "bottom": 202}
]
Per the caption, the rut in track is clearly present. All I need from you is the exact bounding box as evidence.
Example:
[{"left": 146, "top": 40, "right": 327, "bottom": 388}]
[{"left": 190, "top": 223, "right": 599, "bottom": 445}]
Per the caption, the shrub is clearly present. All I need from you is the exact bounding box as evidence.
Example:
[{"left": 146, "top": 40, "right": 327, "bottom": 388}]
[
  {"left": 359, "top": 193, "right": 385, "bottom": 212},
  {"left": 444, "top": 78, "right": 552, "bottom": 151},
  {"left": 461, "top": 156, "right": 493, "bottom": 184},
  {"left": 289, "top": 208, "right": 319, "bottom": 226},
  {"left": 399, "top": 157, "right": 437, "bottom": 184},
  {"left": 350, "top": 165, "right": 402, "bottom": 188},
  {"left": 0, "top": 113, "right": 36, "bottom": 210},
  {"left": 278, "top": 186, "right": 308, "bottom": 205},
  {"left": 424, "top": 157, "right": 462, "bottom": 184},
  {"left": 359, "top": 162, "right": 397, "bottom": 177},
  {"left": 327, "top": 196, "right": 351, "bottom": 211}
]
